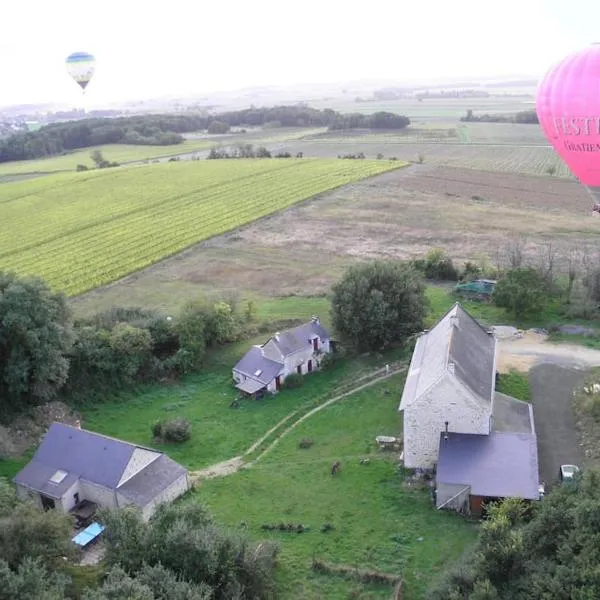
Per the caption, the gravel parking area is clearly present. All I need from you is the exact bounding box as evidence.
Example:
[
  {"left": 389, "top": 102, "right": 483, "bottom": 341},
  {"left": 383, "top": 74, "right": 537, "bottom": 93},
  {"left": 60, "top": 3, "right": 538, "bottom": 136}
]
[{"left": 530, "top": 364, "right": 587, "bottom": 486}]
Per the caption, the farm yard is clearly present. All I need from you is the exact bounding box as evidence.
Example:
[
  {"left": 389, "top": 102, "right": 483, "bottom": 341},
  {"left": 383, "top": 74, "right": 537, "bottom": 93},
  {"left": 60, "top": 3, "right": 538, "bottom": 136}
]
[
  {"left": 73, "top": 162, "right": 597, "bottom": 316},
  {"left": 0, "top": 158, "right": 403, "bottom": 295}
]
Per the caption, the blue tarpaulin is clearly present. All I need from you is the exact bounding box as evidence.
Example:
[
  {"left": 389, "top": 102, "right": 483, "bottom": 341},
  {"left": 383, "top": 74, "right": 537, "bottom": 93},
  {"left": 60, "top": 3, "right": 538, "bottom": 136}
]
[{"left": 72, "top": 521, "right": 104, "bottom": 547}]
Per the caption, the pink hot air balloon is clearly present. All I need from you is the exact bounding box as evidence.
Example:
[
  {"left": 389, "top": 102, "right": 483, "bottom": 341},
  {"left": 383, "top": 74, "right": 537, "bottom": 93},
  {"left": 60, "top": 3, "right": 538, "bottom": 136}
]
[{"left": 536, "top": 44, "right": 600, "bottom": 208}]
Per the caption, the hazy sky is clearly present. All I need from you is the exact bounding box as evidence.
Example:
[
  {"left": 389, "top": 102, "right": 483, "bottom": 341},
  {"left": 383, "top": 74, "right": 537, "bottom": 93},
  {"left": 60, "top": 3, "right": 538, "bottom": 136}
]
[{"left": 0, "top": 0, "right": 598, "bottom": 107}]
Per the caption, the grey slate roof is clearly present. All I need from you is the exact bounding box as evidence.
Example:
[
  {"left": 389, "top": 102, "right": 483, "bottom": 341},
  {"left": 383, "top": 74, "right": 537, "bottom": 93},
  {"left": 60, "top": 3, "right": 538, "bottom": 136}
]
[
  {"left": 118, "top": 455, "right": 187, "bottom": 507},
  {"left": 232, "top": 346, "right": 282, "bottom": 384},
  {"left": 233, "top": 318, "right": 330, "bottom": 384},
  {"left": 436, "top": 431, "right": 539, "bottom": 500},
  {"left": 14, "top": 423, "right": 136, "bottom": 492},
  {"left": 13, "top": 423, "right": 187, "bottom": 507},
  {"left": 399, "top": 303, "right": 496, "bottom": 410},
  {"left": 235, "top": 378, "right": 266, "bottom": 394},
  {"left": 271, "top": 321, "right": 330, "bottom": 356},
  {"left": 492, "top": 392, "right": 534, "bottom": 434}
]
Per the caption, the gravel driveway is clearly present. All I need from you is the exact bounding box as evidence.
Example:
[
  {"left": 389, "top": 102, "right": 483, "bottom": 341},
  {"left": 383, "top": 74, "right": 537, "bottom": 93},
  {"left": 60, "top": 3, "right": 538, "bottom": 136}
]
[{"left": 530, "top": 363, "right": 587, "bottom": 485}]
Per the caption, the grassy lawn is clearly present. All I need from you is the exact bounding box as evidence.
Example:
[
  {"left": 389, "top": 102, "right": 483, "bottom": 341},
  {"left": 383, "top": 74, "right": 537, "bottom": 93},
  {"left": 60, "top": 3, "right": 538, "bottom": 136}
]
[
  {"left": 193, "top": 376, "right": 478, "bottom": 599},
  {"left": 496, "top": 370, "right": 531, "bottom": 401}
]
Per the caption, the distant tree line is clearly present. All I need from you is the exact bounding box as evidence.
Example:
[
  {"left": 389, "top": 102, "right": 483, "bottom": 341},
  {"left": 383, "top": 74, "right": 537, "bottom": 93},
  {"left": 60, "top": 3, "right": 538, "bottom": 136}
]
[
  {"left": 0, "top": 106, "right": 410, "bottom": 163},
  {"left": 460, "top": 108, "right": 539, "bottom": 124}
]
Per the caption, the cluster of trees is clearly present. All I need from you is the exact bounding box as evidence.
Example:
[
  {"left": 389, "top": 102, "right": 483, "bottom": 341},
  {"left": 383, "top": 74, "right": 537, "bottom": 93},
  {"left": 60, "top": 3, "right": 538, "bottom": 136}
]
[
  {"left": 430, "top": 471, "right": 600, "bottom": 599},
  {"left": 0, "top": 272, "right": 256, "bottom": 418},
  {"left": 460, "top": 109, "right": 539, "bottom": 124},
  {"left": 0, "top": 106, "right": 411, "bottom": 163},
  {"left": 328, "top": 239, "right": 600, "bottom": 356},
  {"left": 207, "top": 144, "right": 300, "bottom": 159},
  {"left": 0, "top": 479, "right": 278, "bottom": 599}
]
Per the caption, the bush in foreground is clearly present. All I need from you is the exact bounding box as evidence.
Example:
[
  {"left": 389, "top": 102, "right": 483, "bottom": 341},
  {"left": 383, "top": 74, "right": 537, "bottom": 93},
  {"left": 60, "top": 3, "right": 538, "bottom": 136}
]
[
  {"left": 100, "top": 503, "right": 279, "bottom": 600},
  {"left": 152, "top": 417, "right": 191, "bottom": 443}
]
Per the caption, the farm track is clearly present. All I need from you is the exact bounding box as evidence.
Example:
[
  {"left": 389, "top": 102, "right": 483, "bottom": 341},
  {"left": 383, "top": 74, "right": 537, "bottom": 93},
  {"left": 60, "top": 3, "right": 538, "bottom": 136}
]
[{"left": 189, "top": 362, "right": 406, "bottom": 482}]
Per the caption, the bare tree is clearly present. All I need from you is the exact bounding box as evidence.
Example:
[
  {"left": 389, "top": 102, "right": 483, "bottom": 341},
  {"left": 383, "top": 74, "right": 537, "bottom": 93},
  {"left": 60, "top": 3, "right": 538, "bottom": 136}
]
[
  {"left": 536, "top": 240, "right": 558, "bottom": 289},
  {"left": 504, "top": 234, "right": 528, "bottom": 269},
  {"left": 564, "top": 244, "right": 582, "bottom": 304}
]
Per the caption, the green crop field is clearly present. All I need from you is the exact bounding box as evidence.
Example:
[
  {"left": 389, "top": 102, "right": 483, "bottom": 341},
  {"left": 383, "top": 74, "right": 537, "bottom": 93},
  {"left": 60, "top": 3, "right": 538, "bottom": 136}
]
[{"left": 0, "top": 158, "right": 405, "bottom": 296}]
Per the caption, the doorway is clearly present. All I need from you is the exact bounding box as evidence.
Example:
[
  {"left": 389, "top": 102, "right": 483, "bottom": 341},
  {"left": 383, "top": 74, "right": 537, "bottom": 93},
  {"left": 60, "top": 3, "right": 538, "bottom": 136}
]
[
  {"left": 307, "top": 359, "right": 313, "bottom": 372},
  {"left": 40, "top": 495, "right": 56, "bottom": 511}
]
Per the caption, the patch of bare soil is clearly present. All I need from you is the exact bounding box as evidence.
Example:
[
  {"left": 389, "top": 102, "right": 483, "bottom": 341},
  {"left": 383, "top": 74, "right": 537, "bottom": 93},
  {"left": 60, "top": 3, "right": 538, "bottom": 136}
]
[
  {"left": 496, "top": 331, "right": 600, "bottom": 373},
  {"left": 0, "top": 402, "right": 81, "bottom": 458},
  {"left": 72, "top": 165, "right": 600, "bottom": 315}
]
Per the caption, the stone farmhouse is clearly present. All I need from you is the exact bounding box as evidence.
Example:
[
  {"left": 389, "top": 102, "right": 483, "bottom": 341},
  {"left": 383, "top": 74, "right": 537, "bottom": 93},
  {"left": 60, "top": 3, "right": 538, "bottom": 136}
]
[
  {"left": 14, "top": 422, "right": 190, "bottom": 522},
  {"left": 233, "top": 316, "right": 331, "bottom": 396},
  {"left": 399, "top": 303, "right": 540, "bottom": 516}
]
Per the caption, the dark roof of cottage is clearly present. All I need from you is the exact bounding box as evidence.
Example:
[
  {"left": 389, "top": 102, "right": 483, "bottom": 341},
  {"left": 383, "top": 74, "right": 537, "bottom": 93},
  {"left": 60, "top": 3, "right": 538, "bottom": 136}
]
[
  {"left": 232, "top": 346, "right": 282, "bottom": 384},
  {"left": 233, "top": 318, "right": 330, "bottom": 383},
  {"left": 235, "top": 378, "right": 266, "bottom": 394},
  {"left": 14, "top": 423, "right": 137, "bottom": 493},
  {"left": 436, "top": 431, "right": 539, "bottom": 500},
  {"left": 399, "top": 303, "right": 496, "bottom": 410},
  {"left": 13, "top": 423, "right": 186, "bottom": 503},
  {"left": 271, "top": 320, "right": 330, "bottom": 357},
  {"left": 117, "top": 455, "right": 187, "bottom": 507},
  {"left": 492, "top": 392, "right": 534, "bottom": 434}
]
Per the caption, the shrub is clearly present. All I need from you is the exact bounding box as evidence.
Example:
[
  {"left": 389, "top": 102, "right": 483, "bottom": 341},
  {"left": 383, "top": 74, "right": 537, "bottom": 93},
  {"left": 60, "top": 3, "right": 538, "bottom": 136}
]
[
  {"left": 283, "top": 373, "right": 304, "bottom": 389},
  {"left": 153, "top": 417, "right": 191, "bottom": 443},
  {"left": 76, "top": 163, "right": 89, "bottom": 171},
  {"left": 299, "top": 438, "right": 313, "bottom": 449},
  {"left": 319, "top": 352, "right": 342, "bottom": 371},
  {"left": 461, "top": 260, "right": 483, "bottom": 282},
  {"left": 424, "top": 249, "right": 459, "bottom": 281}
]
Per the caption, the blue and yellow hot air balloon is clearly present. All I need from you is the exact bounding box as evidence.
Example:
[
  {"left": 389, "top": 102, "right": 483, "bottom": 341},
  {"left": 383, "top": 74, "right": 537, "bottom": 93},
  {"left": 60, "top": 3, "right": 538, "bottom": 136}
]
[{"left": 65, "top": 52, "right": 96, "bottom": 92}]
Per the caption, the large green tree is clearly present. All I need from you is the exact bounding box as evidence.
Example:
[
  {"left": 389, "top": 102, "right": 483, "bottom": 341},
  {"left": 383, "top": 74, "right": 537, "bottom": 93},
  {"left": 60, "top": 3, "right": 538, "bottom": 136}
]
[
  {"left": 0, "top": 272, "right": 73, "bottom": 415},
  {"left": 492, "top": 267, "right": 546, "bottom": 319},
  {"left": 330, "top": 260, "right": 427, "bottom": 352}
]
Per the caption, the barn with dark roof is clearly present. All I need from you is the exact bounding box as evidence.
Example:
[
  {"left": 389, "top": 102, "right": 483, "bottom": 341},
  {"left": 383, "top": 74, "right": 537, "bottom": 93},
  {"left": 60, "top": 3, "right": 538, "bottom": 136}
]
[{"left": 398, "top": 303, "right": 541, "bottom": 516}]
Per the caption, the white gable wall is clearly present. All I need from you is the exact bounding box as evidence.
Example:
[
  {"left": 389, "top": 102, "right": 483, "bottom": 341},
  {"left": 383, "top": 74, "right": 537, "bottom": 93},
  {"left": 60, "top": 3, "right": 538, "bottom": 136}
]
[
  {"left": 117, "top": 448, "right": 161, "bottom": 487},
  {"left": 59, "top": 480, "right": 82, "bottom": 512},
  {"left": 262, "top": 340, "right": 283, "bottom": 362},
  {"left": 80, "top": 480, "right": 118, "bottom": 509},
  {"left": 403, "top": 374, "right": 492, "bottom": 470}
]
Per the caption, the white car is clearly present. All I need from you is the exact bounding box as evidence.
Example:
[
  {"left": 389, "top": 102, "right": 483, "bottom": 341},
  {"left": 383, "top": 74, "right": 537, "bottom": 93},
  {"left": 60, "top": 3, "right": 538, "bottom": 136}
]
[{"left": 559, "top": 464, "right": 580, "bottom": 483}]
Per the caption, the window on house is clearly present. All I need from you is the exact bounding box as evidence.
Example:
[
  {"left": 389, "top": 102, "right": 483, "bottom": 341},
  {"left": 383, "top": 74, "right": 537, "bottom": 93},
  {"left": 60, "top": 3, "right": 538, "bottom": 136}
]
[
  {"left": 73, "top": 492, "right": 80, "bottom": 505},
  {"left": 48, "top": 469, "right": 67, "bottom": 485}
]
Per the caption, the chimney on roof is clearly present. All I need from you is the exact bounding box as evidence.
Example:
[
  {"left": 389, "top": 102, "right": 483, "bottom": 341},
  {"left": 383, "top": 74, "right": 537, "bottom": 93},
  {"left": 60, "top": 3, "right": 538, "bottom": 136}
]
[
  {"left": 448, "top": 362, "right": 455, "bottom": 375},
  {"left": 274, "top": 332, "right": 280, "bottom": 341},
  {"left": 311, "top": 315, "right": 320, "bottom": 325},
  {"left": 74, "top": 420, "right": 81, "bottom": 429},
  {"left": 444, "top": 421, "right": 449, "bottom": 441}
]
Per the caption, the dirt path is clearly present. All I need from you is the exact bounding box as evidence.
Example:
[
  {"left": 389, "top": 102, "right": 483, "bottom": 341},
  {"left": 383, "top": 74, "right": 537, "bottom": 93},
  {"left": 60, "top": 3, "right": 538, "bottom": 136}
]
[
  {"left": 190, "top": 364, "right": 404, "bottom": 483},
  {"left": 497, "top": 331, "right": 600, "bottom": 373}
]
